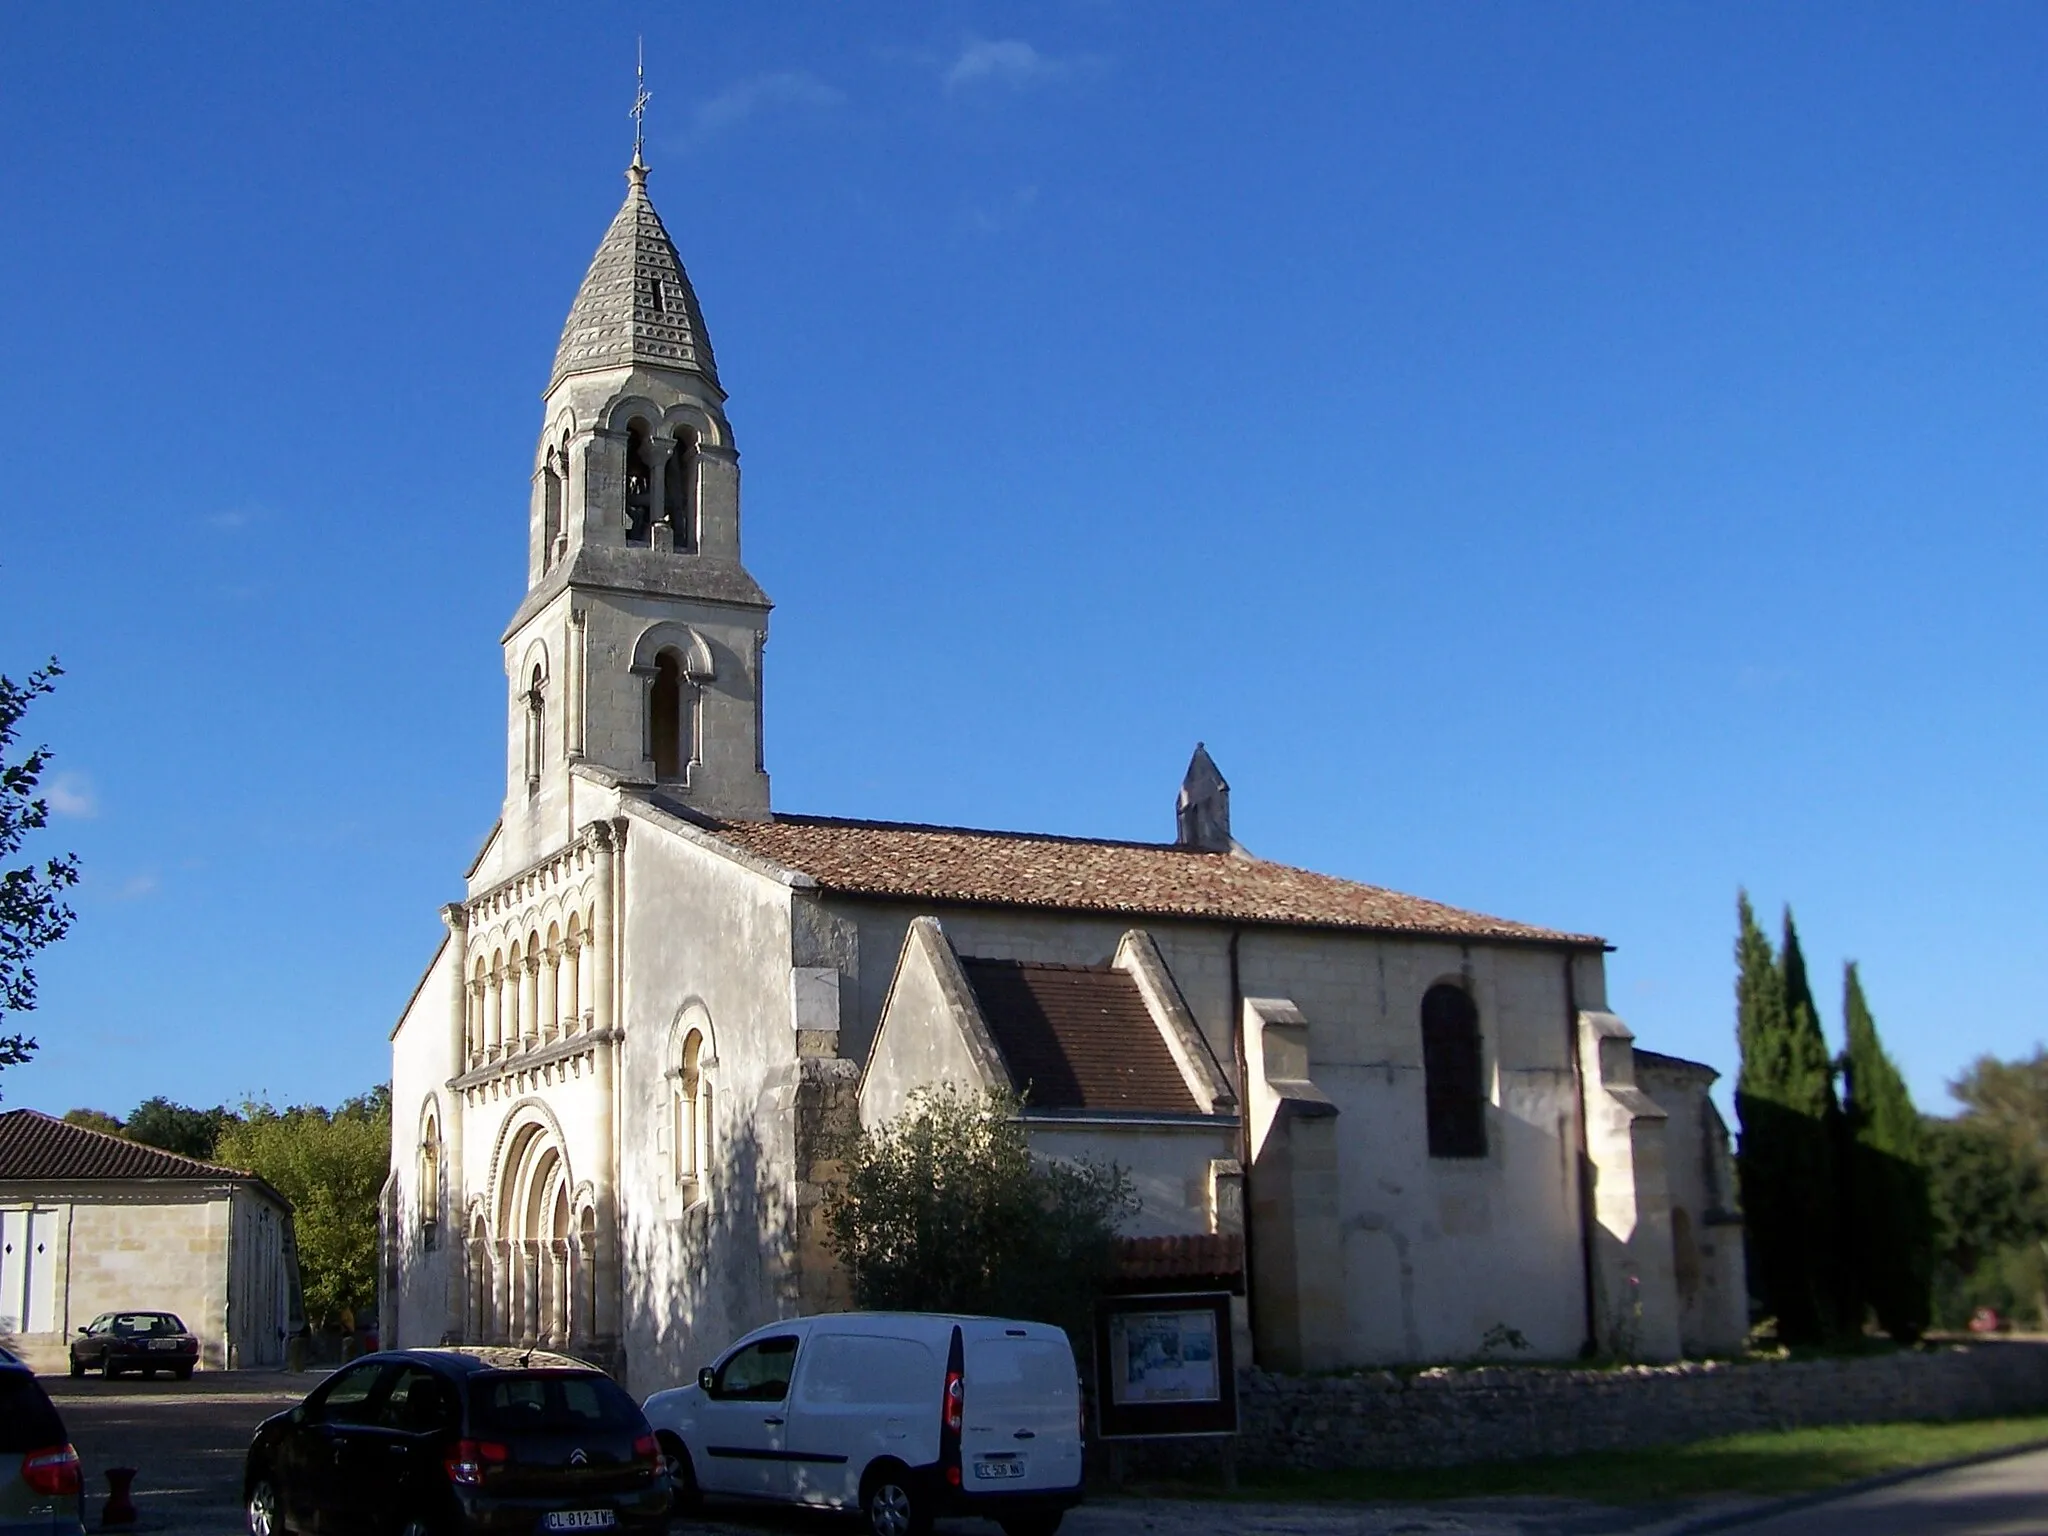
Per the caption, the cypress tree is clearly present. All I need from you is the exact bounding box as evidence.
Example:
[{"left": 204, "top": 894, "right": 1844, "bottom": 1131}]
[
  {"left": 1841, "top": 963, "right": 1933, "bottom": 1342},
  {"left": 1733, "top": 896, "right": 1846, "bottom": 1344},
  {"left": 1781, "top": 910, "right": 1860, "bottom": 1336}
]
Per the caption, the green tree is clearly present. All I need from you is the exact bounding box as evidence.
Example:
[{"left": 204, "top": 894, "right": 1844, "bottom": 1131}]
[
  {"left": 1733, "top": 895, "right": 1848, "bottom": 1344},
  {"left": 821, "top": 1085, "right": 1135, "bottom": 1351},
  {"left": 61, "top": 1107, "right": 123, "bottom": 1136},
  {"left": 123, "top": 1097, "right": 238, "bottom": 1161},
  {"left": 0, "top": 660, "right": 80, "bottom": 1093},
  {"left": 215, "top": 1087, "right": 391, "bottom": 1328},
  {"left": 1839, "top": 963, "right": 1933, "bottom": 1341},
  {"left": 1948, "top": 1049, "right": 2048, "bottom": 1160}
]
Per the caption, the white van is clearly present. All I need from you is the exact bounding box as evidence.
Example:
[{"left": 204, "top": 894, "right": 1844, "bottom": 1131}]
[{"left": 642, "top": 1312, "right": 1084, "bottom": 1536}]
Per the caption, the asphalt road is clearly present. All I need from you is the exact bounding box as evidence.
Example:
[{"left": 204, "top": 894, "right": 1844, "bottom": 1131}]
[
  {"left": 1704, "top": 1445, "right": 2048, "bottom": 1535},
  {"left": 40, "top": 1371, "right": 2048, "bottom": 1536}
]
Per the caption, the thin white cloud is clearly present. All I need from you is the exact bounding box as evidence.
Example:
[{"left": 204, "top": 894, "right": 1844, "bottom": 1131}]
[
  {"left": 110, "top": 872, "right": 160, "bottom": 902},
  {"left": 204, "top": 508, "right": 259, "bottom": 532},
  {"left": 944, "top": 38, "right": 1090, "bottom": 93},
  {"left": 45, "top": 771, "right": 96, "bottom": 819},
  {"left": 690, "top": 71, "right": 845, "bottom": 139}
]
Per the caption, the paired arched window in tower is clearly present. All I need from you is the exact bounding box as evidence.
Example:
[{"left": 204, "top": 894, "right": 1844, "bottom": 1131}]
[
  {"left": 1421, "top": 982, "right": 1487, "bottom": 1159},
  {"left": 670, "top": 1025, "right": 712, "bottom": 1203},
  {"left": 665, "top": 428, "right": 697, "bottom": 549},
  {"left": 624, "top": 420, "right": 655, "bottom": 543}
]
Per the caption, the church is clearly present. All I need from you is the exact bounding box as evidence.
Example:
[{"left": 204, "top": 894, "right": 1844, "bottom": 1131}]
[{"left": 384, "top": 147, "right": 1748, "bottom": 1387}]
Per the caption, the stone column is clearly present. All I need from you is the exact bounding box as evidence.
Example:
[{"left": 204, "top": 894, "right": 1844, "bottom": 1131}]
[
  {"left": 491, "top": 1242, "right": 512, "bottom": 1345},
  {"left": 548, "top": 1240, "right": 570, "bottom": 1349},
  {"left": 645, "top": 437, "right": 676, "bottom": 552},
  {"left": 522, "top": 955, "right": 542, "bottom": 1047},
  {"left": 565, "top": 936, "right": 584, "bottom": 1034},
  {"left": 567, "top": 608, "right": 587, "bottom": 760},
  {"left": 520, "top": 1241, "right": 542, "bottom": 1347},
  {"left": 540, "top": 945, "right": 561, "bottom": 1042},
  {"left": 573, "top": 1228, "right": 596, "bottom": 1348},
  {"left": 440, "top": 904, "right": 469, "bottom": 1346},
  {"left": 591, "top": 822, "right": 621, "bottom": 1350}
]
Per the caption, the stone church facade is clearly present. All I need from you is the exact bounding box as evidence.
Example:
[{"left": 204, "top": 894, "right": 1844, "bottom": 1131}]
[{"left": 385, "top": 152, "right": 1747, "bottom": 1388}]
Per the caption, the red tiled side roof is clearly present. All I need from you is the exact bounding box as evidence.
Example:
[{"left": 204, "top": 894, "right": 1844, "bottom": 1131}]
[
  {"left": 961, "top": 959, "right": 1198, "bottom": 1115},
  {"left": 707, "top": 814, "right": 1602, "bottom": 946},
  {"left": 0, "top": 1109, "right": 253, "bottom": 1182},
  {"left": 1112, "top": 1233, "right": 1245, "bottom": 1283}
]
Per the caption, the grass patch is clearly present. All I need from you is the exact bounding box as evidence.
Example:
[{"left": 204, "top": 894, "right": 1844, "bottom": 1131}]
[{"left": 1124, "top": 1415, "right": 2048, "bottom": 1505}]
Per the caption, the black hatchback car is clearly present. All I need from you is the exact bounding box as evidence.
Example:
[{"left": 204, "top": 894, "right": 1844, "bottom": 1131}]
[{"left": 243, "top": 1348, "right": 668, "bottom": 1536}]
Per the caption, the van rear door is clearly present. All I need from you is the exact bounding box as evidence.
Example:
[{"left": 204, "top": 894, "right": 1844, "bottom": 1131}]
[{"left": 959, "top": 1328, "right": 1082, "bottom": 1494}]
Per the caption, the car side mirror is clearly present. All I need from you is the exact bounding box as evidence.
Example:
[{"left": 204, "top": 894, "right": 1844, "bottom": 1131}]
[
  {"left": 698, "top": 1367, "right": 715, "bottom": 1392},
  {"left": 76, "top": 1326, "right": 87, "bottom": 1334}
]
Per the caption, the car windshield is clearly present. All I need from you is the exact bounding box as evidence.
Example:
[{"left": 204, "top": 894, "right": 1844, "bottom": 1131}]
[
  {"left": 0, "top": 1372, "right": 65, "bottom": 1452},
  {"left": 110, "top": 1313, "right": 184, "bottom": 1336},
  {"left": 468, "top": 1372, "right": 644, "bottom": 1436}
]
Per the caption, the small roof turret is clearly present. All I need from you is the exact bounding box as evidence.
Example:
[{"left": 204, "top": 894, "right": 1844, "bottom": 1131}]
[{"left": 549, "top": 157, "right": 720, "bottom": 393}]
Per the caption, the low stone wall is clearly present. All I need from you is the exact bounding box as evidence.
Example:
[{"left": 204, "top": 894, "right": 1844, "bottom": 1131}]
[{"left": 1206, "top": 1341, "right": 2048, "bottom": 1471}]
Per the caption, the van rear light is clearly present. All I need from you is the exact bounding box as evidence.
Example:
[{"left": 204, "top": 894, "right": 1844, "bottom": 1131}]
[
  {"left": 943, "top": 1370, "right": 963, "bottom": 1435},
  {"left": 632, "top": 1434, "right": 658, "bottom": 1463},
  {"left": 21, "top": 1444, "right": 81, "bottom": 1497},
  {"left": 444, "top": 1439, "right": 509, "bottom": 1486}
]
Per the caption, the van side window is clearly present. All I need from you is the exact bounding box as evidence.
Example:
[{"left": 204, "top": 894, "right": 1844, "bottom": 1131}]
[
  {"left": 711, "top": 1336, "right": 799, "bottom": 1402},
  {"left": 796, "top": 1335, "right": 935, "bottom": 1407}
]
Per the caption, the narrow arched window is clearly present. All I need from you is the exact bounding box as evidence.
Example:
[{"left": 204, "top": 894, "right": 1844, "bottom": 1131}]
[
  {"left": 624, "top": 420, "right": 654, "bottom": 543},
  {"left": 651, "top": 650, "right": 686, "bottom": 780},
  {"left": 541, "top": 452, "right": 563, "bottom": 571},
  {"left": 525, "top": 665, "right": 546, "bottom": 789},
  {"left": 1421, "top": 983, "right": 1486, "bottom": 1158},
  {"left": 673, "top": 1029, "right": 704, "bottom": 1192},
  {"left": 419, "top": 1117, "right": 441, "bottom": 1250},
  {"left": 664, "top": 429, "right": 696, "bottom": 549}
]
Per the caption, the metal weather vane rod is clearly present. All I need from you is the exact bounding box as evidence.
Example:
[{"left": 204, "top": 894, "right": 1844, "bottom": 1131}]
[{"left": 631, "top": 37, "right": 652, "bottom": 166}]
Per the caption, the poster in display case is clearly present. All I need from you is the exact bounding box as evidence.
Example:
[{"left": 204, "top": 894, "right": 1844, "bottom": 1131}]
[{"left": 1092, "top": 1290, "right": 1238, "bottom": 1439}]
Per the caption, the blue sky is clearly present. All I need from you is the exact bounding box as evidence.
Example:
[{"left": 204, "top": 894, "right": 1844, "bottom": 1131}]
[{"left": 0, "top": 3, "right": 2043, "bottom": 1123}]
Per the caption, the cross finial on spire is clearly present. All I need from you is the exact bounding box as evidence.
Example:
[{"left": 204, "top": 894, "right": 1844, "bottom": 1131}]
[{"left": 630, "top": 36, "right": 652, "bottom": 171}]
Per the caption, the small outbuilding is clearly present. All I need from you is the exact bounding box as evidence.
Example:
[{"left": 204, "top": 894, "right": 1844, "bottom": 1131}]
[{"left": 0, "top": 1109, "right": 301, "bottom": 1372}]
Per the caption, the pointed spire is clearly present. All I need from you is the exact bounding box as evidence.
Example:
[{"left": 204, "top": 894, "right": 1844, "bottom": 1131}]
[
  {"left": 1176, "top": 743, "right": 1233, "bottom": 852},
  {"left": 549, "top": 160, "right": 720, "bottom": 393}
]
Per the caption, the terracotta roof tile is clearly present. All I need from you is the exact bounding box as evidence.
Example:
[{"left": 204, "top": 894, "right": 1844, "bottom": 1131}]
[
  {"left": 0, "top": 1109, "right": 253, "bottom": 1183},
  {"left": 1112, "top": 1233, "right": 1245, "bottom": 1283},
  {"left": 707, "top": 814, "right": 1601, "bottom": 946},
  {"left": 961, "top": 959, "right": 1197, "bottom": 1115}
]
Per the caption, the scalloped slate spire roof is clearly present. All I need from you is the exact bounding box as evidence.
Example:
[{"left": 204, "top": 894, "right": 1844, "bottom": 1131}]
[{"left": 550, "top": 158, "right": 719, "bottom": 392}]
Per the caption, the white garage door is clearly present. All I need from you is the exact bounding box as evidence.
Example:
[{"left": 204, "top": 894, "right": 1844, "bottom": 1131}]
[{"left": 0, "top": 1209, "right": 58, "bottom": 1335}]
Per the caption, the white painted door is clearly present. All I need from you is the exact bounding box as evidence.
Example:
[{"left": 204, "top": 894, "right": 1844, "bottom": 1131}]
[{"left": 0, "top": 1209, "right": 54, "bottom": 1334}]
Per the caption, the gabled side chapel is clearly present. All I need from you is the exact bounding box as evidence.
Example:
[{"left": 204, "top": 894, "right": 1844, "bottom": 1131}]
[{"left": 386, "top": 152, "right": 1747, "bottom": 1386}]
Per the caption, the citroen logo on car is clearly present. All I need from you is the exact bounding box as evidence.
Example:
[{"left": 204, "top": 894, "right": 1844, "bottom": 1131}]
[{"left": 569, "top": 1449, "right": 587, "bottom": 1466}]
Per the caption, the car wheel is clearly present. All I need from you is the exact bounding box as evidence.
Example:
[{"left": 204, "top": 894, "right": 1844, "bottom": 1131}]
[
  {"left": 143, "top": 1368, "right": 158, "bottom": 1380},
  {"left": 68, "top": 1355, "right": 84, "bottom": 1378},
  {"left": 175, "top": 1364, "right": 195, "bottom": 1381},
  {"left": 247, "top": 1477, "right": 285, "bottom": 1536},
  {"left": 1000, "top": 1516, "right": 1065, "bottom": 1536},
  {"left": 861, "top": 1465, "right": 929, "bottom": 1536},
  {"left": 656, "top": 1432, "right": 700, "bottom": 1513},
  {"left": 105, "top": 1361, "right": 122, "bottom": 1380}
]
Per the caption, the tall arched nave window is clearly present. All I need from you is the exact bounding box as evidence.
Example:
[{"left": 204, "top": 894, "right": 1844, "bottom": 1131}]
[
  {"left": 1421, "top": 982, "right": 1487, "bottom": 1159},
  {"left": 670, "top": 1026, "right": 711, "bottom": 1204},
  {"left": 418, "top": 1114, "right": 442, "bottom": 1251}
]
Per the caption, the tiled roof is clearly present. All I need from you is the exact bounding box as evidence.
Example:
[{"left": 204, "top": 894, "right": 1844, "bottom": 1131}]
[
  {"left": 0, "top": 1110, "right": 252, "bottom": 1183},
  {"left": 550, "top": 162, "right": 718, "bottom": 391},
  {"left": 1112, "top": 1233, "right": 1245, "bottom": 1284},
  {"left": 707, "top": 814, "right": 1602, "bottom": 946},
  {"left": 961, "top": 959, "right": 1198, "bottom": 1115}
]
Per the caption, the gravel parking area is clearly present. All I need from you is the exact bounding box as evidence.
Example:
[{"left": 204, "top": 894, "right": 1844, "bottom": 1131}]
[{"left": 39, "top": 1371, "right": 1740, "bottom": 1536}]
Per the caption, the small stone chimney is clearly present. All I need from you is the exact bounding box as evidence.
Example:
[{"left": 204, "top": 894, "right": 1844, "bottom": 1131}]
[{"left": 1176, "top": 743, "right": 1232, "bottom": 852}]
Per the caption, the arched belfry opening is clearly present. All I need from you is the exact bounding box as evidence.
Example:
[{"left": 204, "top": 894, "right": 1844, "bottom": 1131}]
[
  {"left": 624, "top": 418, "right": 654, "bottom": 543},
  {"left": 664, "top": 427, "right": 696, "bottom": 549},
  {"left": 651, "top": 649, "right": 690, "bottom": 780}
]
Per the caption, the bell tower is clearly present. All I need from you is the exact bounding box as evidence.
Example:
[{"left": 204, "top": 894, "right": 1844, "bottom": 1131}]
[{"left": 499, "top": 149, "right": 772, "bottom": 855}]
